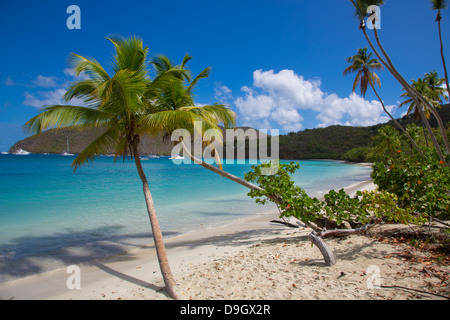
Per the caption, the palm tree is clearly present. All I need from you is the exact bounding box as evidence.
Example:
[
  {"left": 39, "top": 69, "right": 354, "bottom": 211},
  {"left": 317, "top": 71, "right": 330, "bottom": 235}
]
[
  {"left": 372, "top": 125, "right": 401, "bottom": 158},
  {"left": 343, "top": 47, "right": 382, "bottom": 97},
  {"left": 150, "top": 54, "right": 231, "bottom": 169},
  {"left": 400, "top": 74, "right": 448, "bottom": 153},
  {"left": 349, "top": 0, "right": 450, "bottom": 165},
  {"left": 400, "top": 78, "right": 434, "bottom": 147},
  {"left": 424, "top": 71, "right": 449, "bottom": 106},
  {"left": 24, "top": 36, "right": 236, "bottom": 300},
  {"left": 431, "top": 0, "right": 450, "bottom": 100},
  {"left": 343, "top": 47, "right": 425, "bottom": 158}
]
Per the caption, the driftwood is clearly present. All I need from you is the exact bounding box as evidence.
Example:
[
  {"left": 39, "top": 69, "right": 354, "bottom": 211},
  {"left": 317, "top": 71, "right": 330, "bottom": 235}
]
[
  {"left": 308, "top": 232, "right": 336, "bottom": 266},
  {"left": 271, "top": 219, "right": 379, "bottom": 266}
]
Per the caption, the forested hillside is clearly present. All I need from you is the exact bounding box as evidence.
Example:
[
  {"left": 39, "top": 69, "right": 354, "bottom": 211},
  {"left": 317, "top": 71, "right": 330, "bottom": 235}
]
[{"left": 10, "top": 105, "right": 450, "bottom": 161}]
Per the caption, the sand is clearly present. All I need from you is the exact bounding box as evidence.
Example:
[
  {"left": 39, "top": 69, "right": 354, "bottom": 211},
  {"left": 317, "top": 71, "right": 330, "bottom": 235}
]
[{"left": 0, "top": 180, "right": 448, "bottom": 300}]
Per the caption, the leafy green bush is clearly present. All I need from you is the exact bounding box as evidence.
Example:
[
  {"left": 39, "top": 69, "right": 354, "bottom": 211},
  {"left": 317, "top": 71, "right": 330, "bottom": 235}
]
[
  {"left": 371, "top": 149, "right": 450, "bottom": 220},
  {"left": 244, "top": 161, "right": 426, "bottom": 229}
]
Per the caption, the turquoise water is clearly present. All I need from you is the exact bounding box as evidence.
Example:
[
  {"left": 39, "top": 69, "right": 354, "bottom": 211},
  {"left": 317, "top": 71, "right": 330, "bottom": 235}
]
[{"left": 0, "top": 154, "right": 371, "bottom": 282}]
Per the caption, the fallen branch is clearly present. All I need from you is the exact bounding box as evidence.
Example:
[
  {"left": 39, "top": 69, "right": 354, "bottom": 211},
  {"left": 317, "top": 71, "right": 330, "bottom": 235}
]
[
  {"left": 380, "top": 285, "right": 450, "bottom": 300},
  {"left": 270, "top": 220, "right": 303, "bottom": 228},
  {"left": 319, "top": 222, "right": 378, "bottom": 238},
  {"left": 308, "top": 232, "right": 336, "bottom": 266}
]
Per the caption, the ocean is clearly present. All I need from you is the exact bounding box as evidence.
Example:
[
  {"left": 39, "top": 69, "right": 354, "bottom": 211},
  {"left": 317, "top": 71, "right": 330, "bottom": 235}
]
[{"left": 0, "top": 154, "right": 371, "bottom": 282}]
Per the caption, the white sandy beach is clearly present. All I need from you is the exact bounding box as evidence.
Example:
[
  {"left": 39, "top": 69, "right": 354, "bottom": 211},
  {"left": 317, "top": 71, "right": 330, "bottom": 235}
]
[{"left": 0, "top": 179, "right": 448, "bottom": 300}]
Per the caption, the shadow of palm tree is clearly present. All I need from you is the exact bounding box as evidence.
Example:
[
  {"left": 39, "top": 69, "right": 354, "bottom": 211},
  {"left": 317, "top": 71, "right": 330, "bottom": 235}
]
[{"left": 0, "top": 225, "right": 178, "bottom": 284}]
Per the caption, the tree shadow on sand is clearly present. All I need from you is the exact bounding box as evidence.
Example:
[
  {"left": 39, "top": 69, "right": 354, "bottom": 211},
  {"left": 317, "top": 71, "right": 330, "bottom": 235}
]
[{"left": 0, "top": 225, "right": 178, "bottom": 288}]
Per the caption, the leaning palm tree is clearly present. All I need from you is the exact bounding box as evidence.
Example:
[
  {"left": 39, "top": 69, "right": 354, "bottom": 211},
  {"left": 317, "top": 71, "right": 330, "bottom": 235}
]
[
  {"left": 343, "top": 47, "right": 425, "bottom": 158},
  {"left": 349, "top": 0, "right": 450, "bottom": 165},
  {"left": 24, "top": 36, "right": 236, "bottom": 300},
  {"left": 431, "top": 0, "right": 450, "bottom": 100}
]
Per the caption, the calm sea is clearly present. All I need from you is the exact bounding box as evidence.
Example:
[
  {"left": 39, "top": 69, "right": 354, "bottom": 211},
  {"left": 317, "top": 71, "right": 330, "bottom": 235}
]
[{"left": 0, "top": 154, "right": 371, "bottom": 282}]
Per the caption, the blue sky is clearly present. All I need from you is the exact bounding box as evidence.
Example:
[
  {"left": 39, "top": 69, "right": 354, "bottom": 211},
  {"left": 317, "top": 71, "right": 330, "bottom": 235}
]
[{"left": 0, "top": 0, "right": 449, "bottom": 151}]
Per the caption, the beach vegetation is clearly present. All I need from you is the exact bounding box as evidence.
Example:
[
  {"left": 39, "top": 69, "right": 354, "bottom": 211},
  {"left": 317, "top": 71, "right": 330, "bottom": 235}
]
[{"left": 244, "top": 161, "right": 429, "bottom": 265}]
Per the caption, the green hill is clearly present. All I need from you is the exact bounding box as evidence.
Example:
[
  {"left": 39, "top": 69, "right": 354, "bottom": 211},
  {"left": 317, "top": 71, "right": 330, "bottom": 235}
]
[{"left": 10, "top": 105, "right": 450, "bottom": 160}]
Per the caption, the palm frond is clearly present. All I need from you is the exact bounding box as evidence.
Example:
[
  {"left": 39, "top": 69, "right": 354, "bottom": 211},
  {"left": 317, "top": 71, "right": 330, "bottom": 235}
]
[
  {"left": 24, "top": 105, "right": 106, "bottom": 135},
  {"left": 68, "top": 53, "right": 110, "bottom": 82},
  {"left": 99, "top": 69, "right": 147, "bottom": 115},
  {"left": 186, "top": 67, "right": 211, "bottom": 94},
  {"left": 432, "top": 0, "right": 448, "bottom": 10},
  {"left": 179, "top": 104, "right": 236, "bottom": 129},
  {"left": 106, "top": 36, "right": 148, "bottom": 77},
  {"left": 72, "top": 127, "right": 123, "bottom": 171}
]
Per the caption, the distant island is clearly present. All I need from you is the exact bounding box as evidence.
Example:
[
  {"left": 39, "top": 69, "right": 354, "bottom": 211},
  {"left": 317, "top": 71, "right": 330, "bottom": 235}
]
[{"left": 9, "top": 105, "right": 450, "bottom": 162}]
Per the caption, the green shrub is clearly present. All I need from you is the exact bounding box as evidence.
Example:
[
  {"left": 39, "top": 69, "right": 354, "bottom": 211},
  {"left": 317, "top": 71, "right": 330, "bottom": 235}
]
[{"left": 371, "top": 149, "right": 450, "bottom": 220}]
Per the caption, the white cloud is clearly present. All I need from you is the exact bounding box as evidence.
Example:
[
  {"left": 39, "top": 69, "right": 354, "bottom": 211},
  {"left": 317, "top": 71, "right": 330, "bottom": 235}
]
[
  {"left": 214, "top": 83, "right": 233, "bottom": 102},
  {"left": 233, "top": 69, "right": 396, "bottom": 132},
  {"left": 23, "top": 69, "right": 91, "bottom": 109},
  {"left": 32, "top": 75, "right": 59, "bottom": 88},
  {"left": 24, "top": 88, "right": 84, "bottom": 109}
]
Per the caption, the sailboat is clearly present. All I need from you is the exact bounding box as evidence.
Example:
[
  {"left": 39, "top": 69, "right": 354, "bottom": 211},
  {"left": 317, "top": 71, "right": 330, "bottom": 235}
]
[
  {"left": 13, "top": 149, "right": 30, "bottom": 155},
  {"left": 61, "top": 138, "right": 74, "bottom": 156}
]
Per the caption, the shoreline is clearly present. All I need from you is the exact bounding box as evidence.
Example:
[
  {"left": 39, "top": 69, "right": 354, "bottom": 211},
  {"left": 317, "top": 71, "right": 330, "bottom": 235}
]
[
  {"left": 2, "top": 177, "right": 448, "bottom": 300},
  {"left": 0, "top": 178, "right": 379, "bottom": 300}
]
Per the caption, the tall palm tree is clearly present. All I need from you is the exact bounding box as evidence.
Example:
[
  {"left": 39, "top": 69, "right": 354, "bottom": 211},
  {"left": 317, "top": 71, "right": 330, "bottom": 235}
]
[
  {"left": 349, "top": 0, "right": 450, "bottom": 165},
  {"left": 432, "top": 0, "right": 450, "bottom": 100},
  {"left": 24, "top": 36, "right": 236, "bottom": 300},
  {"left": 343, "top": 47, "right": 425, "bottom": 158},
  {"left": 424, "top": 71, "right": 449, "bottom": 106}
]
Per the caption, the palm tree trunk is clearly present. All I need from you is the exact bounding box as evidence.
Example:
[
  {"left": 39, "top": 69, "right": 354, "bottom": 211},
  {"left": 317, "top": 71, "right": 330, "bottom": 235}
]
[
  {"left": 437, "top": 15, "right": 450, "bottom": 100},
  {"left": 372, "top": 27, "right": 450, "bottom": 161},
  {"left": 132, "top": 142, "right": 181, "bottom": 300},
  {"left": 369, "top": 82, "right": 426, "bottom": 159}
]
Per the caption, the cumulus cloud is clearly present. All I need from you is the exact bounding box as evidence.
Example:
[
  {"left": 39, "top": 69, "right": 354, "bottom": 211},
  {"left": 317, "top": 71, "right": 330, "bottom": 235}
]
[
  {"left": 24, "top": 88, "right": 84, "bottom": 109},
  {"left": 32, "top": 75, "right": 59, "bottom": 88},
  {"left": 234, "top": 69, "right": 396, "bottom": 132},
  {"left": 23, "top": 69, "right": 90, "bottom": 109},
  {"left": 214, "top": 83, "right": 233, "bottom": 102}
]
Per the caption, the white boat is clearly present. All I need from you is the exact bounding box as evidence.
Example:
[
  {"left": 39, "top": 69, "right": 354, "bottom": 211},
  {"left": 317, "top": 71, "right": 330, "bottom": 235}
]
[
  {"left": 1, "top": 152, "right": 9, "bottom": 155},
  {"left": 13, "top": 149, "right": 31, "bottom": 155},
  {"left": 169, "top": 155, "right": 185, "bottom": 160},
  {"left": 61, "top": 138, "right": 74, "bottom": 156}
]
